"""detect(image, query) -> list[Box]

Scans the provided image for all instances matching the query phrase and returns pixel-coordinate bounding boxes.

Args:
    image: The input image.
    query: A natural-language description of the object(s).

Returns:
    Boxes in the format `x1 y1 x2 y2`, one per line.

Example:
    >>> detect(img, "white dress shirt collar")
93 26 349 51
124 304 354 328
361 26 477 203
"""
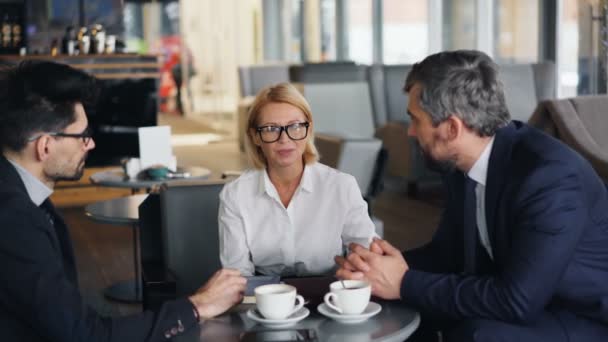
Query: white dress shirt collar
260 164 314 198
6 158 53 206
467 136 495 186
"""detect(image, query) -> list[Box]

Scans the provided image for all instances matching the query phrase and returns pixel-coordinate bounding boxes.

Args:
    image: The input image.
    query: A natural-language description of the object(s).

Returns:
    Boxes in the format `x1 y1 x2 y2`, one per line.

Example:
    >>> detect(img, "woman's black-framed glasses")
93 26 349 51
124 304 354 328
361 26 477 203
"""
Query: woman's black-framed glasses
256 122 310 143
28 126 94 146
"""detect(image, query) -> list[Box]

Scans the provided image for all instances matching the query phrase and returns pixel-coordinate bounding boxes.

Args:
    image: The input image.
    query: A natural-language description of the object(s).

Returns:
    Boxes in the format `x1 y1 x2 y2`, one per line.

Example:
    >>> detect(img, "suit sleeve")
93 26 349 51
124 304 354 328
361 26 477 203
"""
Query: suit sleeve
0 201 198 342
400 165 586 323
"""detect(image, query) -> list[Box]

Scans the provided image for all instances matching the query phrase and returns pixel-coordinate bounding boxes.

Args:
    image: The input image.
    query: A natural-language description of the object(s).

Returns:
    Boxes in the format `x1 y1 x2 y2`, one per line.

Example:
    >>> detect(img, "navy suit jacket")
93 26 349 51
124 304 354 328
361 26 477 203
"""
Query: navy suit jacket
401 122 608 329
0 156 198 342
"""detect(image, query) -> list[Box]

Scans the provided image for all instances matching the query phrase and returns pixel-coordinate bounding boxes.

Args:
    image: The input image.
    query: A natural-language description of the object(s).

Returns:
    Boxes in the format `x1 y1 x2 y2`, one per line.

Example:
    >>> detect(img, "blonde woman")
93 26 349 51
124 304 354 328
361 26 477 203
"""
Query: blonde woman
219 83 376 277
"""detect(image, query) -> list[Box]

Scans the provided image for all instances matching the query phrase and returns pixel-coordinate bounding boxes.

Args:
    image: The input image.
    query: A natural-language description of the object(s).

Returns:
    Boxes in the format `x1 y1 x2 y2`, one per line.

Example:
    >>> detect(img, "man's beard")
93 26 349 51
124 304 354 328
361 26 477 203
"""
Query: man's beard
49 154 88 182
415 140 457 174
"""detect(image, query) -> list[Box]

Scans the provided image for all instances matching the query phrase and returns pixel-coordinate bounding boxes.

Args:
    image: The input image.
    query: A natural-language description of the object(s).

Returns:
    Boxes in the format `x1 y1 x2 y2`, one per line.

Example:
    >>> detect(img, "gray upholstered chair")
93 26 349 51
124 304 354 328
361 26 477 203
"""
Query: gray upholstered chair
303 82 376 139
501 62 556 122
289 61 367 83
238 64 290 97
529 95 608 182
370 64 438 194
140 180 225 309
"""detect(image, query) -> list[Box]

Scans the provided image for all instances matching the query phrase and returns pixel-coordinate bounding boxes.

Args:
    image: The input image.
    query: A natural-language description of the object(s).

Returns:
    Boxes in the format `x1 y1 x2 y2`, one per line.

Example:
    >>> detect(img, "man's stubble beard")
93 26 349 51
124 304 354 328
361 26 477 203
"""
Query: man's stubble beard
414 140 457 175
48 153 88 182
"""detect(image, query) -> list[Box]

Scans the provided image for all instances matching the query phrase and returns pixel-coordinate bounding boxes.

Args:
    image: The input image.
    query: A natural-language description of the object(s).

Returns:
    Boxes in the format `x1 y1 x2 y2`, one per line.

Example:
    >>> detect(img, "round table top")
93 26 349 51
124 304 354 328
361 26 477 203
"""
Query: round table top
84 194 148 225
90 166 212 189
176 300 419 342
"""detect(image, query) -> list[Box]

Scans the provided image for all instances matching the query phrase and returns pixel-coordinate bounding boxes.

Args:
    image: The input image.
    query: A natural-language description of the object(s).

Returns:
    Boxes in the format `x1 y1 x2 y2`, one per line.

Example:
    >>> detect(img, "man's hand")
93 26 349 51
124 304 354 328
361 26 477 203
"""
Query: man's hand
189 269 247 319
336 238 408 300
333 238 387 279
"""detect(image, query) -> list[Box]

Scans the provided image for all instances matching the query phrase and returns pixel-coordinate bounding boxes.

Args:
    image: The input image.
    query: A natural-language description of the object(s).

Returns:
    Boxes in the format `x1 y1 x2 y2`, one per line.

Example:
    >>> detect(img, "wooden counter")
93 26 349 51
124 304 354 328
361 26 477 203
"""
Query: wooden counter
0 54 160 79
50 167 134 208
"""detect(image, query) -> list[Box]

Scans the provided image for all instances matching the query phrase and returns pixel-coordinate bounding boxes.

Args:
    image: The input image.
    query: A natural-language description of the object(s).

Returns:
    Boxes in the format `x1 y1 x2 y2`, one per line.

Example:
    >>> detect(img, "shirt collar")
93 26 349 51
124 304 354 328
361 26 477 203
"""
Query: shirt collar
6 159 53 206
467 136 495 187
258 164 315 197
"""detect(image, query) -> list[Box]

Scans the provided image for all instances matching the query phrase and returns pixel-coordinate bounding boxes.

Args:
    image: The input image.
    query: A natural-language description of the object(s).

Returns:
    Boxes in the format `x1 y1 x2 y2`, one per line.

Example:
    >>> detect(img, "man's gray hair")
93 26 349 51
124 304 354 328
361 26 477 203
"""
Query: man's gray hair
404 50 510 136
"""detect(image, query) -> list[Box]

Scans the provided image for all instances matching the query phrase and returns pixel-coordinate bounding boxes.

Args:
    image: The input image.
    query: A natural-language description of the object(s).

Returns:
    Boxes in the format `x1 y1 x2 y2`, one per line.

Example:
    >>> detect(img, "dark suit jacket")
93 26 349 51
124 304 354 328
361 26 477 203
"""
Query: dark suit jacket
0 156 197 341
401 122 608 329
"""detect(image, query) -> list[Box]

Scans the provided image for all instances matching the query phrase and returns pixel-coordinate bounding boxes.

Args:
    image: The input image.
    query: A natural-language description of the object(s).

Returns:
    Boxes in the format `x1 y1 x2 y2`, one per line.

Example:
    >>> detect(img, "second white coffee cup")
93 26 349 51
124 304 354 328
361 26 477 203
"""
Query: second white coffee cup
324 280 371 315
255 284 305 320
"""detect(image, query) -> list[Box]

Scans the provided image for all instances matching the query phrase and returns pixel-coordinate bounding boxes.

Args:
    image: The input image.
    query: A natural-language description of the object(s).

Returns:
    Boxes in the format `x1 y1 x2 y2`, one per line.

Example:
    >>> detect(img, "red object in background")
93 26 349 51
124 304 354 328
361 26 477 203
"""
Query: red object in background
156 35 182 114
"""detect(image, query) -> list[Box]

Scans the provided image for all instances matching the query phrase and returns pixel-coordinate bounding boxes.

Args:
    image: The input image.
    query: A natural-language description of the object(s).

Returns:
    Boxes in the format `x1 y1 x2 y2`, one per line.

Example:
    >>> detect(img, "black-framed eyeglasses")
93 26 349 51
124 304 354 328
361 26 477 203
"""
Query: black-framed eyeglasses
256 122 310 143
28 126 94 146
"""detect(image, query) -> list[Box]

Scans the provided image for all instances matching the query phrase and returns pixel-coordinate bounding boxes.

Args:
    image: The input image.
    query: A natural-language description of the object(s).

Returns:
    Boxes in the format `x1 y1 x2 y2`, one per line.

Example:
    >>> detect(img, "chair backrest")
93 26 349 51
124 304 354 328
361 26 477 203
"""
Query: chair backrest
303 82 376 139
159 180 226 296
289 61 367 83
531 62 556 101
500 62 556 122
368 64 412 127
238 64 290 97
499 64 539 122
315 134 383 198
529 95 608 181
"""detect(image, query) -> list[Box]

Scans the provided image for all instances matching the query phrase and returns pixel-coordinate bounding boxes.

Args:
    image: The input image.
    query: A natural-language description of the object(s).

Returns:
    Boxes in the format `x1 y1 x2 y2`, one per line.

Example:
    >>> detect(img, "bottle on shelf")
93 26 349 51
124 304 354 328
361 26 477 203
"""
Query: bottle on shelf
61 26 76 55
90 24 105 54
11 14 21 48
50 38 59 56
77 26 90 54
1 14 12 49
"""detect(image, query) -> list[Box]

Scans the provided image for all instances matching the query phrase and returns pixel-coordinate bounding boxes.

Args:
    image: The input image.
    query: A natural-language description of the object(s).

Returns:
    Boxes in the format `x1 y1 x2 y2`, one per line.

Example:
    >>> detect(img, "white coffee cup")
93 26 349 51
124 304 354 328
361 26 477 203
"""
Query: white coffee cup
255 284 305 320
324 280 371 315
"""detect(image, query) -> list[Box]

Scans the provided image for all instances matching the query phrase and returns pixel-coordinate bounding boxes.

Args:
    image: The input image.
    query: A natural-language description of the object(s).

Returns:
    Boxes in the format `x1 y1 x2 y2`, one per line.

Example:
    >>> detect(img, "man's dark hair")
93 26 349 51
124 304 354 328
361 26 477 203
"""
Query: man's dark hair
0 60 98 152
404 50 511 136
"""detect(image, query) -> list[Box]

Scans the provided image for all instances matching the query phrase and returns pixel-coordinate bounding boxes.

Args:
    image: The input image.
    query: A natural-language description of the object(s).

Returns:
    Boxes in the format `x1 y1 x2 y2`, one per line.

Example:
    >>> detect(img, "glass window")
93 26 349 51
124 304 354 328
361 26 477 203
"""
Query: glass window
320 0 337 61
559 0 579 97
558 0 606 96
382 0 428 64
290 0 303 62
348 0 373 64
443 0 476 50
494 0 539 64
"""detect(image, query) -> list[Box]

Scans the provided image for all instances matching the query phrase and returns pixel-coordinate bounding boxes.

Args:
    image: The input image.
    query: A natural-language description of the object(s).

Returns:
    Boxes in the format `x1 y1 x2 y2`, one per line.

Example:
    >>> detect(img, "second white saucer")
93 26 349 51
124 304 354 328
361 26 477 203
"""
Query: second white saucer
317 302 382 324
246 307 310 328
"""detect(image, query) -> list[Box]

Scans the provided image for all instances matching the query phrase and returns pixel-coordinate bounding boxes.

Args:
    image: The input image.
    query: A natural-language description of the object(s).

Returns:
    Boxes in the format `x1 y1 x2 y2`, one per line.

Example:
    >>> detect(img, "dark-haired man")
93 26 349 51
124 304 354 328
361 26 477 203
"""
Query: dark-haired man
336 50 608 341
0 61 247 341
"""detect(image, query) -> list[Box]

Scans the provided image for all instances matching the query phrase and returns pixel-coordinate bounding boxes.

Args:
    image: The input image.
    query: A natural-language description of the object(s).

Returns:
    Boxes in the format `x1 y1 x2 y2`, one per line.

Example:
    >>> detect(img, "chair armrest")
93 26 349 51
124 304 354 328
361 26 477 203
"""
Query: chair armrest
315 133 382 198
142 261 177 311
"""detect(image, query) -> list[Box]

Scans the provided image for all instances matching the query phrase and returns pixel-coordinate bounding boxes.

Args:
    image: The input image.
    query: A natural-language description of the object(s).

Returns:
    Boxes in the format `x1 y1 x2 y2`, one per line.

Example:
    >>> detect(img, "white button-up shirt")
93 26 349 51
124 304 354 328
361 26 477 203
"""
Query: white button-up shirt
219 162 376 276
467 137 495 259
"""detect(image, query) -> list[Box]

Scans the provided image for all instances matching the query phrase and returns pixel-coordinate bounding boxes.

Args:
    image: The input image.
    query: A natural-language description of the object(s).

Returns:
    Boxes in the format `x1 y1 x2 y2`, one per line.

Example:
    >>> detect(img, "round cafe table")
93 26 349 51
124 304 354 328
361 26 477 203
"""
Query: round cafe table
90 166 212 194
85 194 148 303
175 300 419 342
174 277 419 341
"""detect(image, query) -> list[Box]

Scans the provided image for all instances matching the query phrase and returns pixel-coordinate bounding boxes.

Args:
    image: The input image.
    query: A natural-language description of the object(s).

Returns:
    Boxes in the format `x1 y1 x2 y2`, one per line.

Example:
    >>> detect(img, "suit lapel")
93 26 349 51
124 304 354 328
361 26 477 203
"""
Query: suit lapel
1 157 79 285
485 122 518 260
41 199 78 285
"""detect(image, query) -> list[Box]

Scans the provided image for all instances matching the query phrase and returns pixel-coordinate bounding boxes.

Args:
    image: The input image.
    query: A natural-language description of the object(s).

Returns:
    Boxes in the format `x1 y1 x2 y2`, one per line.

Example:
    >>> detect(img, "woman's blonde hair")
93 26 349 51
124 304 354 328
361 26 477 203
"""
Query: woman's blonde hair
244 82 319 169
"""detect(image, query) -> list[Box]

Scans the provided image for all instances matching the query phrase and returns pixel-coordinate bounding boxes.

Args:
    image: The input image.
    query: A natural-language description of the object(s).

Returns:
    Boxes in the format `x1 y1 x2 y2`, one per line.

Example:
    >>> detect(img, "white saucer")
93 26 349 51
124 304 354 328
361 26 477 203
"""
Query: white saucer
317 302 382 324
246 307 310 328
